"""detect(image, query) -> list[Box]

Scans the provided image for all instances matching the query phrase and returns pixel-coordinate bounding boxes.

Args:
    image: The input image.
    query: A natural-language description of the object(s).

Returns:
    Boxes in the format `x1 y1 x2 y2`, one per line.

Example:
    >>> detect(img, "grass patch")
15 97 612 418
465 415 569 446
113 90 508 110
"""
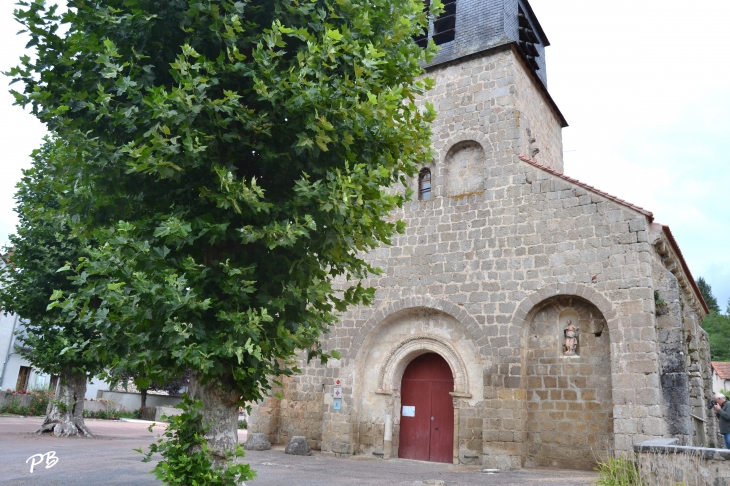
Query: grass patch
595 455 645 485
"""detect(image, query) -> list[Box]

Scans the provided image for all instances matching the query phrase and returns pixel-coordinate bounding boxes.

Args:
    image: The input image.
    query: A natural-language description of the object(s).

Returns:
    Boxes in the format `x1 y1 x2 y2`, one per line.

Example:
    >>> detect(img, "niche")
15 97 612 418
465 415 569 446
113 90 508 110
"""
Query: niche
444 141 485 197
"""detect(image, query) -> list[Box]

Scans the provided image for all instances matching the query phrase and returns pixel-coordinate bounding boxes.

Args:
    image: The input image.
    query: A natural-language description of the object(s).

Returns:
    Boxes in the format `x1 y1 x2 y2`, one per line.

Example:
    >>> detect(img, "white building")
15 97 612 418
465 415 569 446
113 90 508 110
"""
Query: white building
712 362 730 395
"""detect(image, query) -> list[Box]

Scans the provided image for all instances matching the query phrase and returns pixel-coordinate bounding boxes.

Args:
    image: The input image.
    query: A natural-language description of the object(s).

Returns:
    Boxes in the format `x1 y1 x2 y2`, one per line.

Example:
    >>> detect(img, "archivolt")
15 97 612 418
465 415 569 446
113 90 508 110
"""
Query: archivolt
348 295 484 360
378 334 470 396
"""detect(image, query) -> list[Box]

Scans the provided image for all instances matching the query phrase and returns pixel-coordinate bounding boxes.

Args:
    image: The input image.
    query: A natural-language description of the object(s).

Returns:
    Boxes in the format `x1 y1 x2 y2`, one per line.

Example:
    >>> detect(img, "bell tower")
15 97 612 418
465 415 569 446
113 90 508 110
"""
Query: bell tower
416 0 567 177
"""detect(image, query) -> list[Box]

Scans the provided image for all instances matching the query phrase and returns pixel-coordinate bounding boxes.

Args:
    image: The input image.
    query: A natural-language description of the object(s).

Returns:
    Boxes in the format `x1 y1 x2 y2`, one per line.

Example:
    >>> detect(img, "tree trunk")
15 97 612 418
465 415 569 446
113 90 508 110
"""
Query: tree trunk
140 388 148 408
36 369 94 437
188 373 239 465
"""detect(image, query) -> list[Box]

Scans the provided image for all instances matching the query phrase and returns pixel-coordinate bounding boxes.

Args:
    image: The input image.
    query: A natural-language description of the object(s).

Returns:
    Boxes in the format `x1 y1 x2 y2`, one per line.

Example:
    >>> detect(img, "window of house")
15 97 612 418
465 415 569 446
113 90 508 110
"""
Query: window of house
418 168 432 201
16 366 31 391
414 0 457 48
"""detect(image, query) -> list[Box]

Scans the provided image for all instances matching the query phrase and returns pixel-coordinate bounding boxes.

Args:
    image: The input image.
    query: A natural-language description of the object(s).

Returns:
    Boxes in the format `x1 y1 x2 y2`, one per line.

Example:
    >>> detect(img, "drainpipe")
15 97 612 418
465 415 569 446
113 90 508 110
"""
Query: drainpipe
0 314 20 388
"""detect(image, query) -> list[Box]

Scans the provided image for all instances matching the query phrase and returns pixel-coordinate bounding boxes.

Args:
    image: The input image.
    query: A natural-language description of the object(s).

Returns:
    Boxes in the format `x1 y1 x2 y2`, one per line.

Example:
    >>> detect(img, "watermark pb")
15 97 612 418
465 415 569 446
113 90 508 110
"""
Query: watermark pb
26 451 59 473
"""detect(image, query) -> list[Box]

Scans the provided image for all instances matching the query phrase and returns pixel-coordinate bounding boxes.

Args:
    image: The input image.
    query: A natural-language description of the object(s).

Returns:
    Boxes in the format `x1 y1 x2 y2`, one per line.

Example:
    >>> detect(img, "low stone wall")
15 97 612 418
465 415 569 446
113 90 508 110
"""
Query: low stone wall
154 406 183 422
634 438 730 486
97 390 182 410
0 390 34 409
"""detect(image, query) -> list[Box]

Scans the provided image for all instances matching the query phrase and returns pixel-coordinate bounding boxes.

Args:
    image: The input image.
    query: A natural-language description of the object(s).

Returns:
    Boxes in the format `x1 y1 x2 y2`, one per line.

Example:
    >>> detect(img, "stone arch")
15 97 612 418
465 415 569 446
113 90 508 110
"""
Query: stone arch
349 295 484 361
512 283 617 342
377 334 470 396
350 302 484 464
429 131 490 199
444 140 487 197
517 287 614 470
436 130 490 164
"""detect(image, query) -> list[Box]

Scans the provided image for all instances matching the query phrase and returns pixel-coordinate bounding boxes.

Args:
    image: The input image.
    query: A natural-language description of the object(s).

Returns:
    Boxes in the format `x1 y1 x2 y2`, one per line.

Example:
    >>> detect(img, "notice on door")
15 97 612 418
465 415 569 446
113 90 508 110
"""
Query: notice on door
402 406 415 417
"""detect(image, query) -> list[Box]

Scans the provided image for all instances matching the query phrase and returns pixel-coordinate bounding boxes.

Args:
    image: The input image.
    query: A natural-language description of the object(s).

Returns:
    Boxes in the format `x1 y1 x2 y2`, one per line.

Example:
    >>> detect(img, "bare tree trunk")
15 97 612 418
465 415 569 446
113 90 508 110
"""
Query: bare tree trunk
140 388 148 408
36 369 93 437
188 373 239 465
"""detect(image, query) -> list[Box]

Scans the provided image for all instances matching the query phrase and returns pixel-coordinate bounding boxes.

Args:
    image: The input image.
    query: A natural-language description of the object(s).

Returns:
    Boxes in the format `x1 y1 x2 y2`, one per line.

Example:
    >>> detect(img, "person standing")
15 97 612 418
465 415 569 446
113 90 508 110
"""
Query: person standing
713 393 730 449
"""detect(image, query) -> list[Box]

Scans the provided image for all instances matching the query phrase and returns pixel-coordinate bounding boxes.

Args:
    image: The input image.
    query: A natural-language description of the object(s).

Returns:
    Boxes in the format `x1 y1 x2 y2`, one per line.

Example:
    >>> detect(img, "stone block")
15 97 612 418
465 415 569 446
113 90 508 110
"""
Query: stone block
245 433 272 451
285 436 312 456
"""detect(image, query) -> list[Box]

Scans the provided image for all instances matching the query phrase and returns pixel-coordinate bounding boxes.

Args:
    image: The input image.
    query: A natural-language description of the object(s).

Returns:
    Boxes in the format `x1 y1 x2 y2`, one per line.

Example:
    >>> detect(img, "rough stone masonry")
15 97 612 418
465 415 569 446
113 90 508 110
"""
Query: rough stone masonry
248 0 713 470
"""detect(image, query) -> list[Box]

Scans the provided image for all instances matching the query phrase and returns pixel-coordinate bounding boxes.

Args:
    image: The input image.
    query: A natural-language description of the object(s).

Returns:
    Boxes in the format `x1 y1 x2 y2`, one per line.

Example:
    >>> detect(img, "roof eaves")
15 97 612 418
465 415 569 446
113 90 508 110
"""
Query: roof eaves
711 362 730 379
659 224 710 315
518 155 654 221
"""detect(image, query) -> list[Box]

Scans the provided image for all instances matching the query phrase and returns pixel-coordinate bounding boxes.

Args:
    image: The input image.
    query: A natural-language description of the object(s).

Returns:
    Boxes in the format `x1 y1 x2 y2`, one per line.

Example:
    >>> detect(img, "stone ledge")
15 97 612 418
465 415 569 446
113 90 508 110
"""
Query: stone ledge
634 439 730 460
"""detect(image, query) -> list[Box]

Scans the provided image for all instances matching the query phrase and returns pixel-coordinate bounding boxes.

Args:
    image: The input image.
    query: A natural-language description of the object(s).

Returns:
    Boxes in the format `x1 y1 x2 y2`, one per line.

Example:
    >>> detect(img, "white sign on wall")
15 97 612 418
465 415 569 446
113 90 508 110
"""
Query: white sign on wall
333 387 342 399
402 406 415 417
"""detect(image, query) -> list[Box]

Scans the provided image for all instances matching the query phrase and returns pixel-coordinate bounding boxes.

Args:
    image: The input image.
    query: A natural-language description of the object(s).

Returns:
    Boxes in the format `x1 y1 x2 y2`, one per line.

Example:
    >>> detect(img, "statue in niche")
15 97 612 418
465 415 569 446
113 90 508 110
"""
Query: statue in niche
563 321 579 356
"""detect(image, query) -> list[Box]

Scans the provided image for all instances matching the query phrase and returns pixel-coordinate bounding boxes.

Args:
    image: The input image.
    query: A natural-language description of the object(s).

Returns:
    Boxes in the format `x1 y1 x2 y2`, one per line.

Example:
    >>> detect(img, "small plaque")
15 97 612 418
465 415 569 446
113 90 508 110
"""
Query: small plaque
402 406 415 417
333 399 341 410
333 387 343 399
335 379 342 386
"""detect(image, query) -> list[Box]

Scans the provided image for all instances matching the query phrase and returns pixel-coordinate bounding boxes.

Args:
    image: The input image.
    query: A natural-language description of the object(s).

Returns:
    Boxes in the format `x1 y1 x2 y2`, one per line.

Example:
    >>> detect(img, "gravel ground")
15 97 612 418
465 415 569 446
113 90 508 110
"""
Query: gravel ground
0 417 598 485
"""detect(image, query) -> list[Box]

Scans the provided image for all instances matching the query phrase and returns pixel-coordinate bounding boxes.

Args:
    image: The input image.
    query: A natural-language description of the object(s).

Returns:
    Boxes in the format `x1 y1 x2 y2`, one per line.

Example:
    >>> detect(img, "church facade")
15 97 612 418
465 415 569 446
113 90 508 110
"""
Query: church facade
249 0 714 470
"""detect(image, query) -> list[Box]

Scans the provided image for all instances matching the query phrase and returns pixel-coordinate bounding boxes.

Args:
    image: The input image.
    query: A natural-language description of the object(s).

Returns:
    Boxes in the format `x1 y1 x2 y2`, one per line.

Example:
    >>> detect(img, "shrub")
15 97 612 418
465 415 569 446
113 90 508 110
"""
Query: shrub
138 397 255 485
237 419 247 430
83 409 121 420
0 388 53 416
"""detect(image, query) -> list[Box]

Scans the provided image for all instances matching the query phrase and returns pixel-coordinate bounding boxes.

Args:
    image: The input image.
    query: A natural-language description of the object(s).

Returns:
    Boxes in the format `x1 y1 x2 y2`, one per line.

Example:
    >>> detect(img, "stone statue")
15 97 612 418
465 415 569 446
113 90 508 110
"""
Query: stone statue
563 321 579 355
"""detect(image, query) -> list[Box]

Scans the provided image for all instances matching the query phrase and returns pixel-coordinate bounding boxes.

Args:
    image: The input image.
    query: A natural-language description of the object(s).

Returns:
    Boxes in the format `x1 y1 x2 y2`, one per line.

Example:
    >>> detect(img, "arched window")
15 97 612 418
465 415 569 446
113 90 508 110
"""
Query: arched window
418 168 432 201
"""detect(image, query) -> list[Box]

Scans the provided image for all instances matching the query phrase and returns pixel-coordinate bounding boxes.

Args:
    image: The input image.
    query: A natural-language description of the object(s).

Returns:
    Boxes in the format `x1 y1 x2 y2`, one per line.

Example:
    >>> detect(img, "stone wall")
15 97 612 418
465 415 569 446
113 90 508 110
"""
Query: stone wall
524 296 613 469
419 46 564 192
250 151 707 466
510 46 564 171
634 438 730 486
249 42 710 471
649 225 714 447
277 372 326 451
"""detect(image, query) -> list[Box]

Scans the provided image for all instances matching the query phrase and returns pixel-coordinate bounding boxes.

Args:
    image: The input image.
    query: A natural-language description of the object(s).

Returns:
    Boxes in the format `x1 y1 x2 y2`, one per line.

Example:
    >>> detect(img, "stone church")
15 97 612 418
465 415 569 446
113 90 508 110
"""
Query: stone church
249 0 714 470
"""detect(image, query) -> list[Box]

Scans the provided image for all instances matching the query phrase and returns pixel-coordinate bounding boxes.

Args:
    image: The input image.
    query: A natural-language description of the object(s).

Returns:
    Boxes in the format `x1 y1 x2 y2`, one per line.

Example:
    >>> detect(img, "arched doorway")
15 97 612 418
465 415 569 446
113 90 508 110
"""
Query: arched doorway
398 353 454 463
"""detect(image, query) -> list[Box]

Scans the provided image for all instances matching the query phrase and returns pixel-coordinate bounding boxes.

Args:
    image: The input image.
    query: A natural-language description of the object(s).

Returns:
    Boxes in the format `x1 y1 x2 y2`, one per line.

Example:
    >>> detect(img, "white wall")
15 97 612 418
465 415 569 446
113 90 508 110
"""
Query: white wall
0 311 109 398
0 311 20 389
712 370 730 394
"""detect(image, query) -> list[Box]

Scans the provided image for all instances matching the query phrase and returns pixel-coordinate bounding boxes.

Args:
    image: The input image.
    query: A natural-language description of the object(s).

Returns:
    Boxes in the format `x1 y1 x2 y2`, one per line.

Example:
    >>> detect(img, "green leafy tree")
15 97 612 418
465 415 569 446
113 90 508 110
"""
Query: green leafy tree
10 0 437 469
697 276 720 314
0 138 97 437
701 312 730 361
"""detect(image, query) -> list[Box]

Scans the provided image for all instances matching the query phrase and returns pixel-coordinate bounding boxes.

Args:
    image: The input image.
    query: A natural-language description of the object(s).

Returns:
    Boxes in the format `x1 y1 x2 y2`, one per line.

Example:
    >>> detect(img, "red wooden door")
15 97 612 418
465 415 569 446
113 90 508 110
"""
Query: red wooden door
399 353 454 463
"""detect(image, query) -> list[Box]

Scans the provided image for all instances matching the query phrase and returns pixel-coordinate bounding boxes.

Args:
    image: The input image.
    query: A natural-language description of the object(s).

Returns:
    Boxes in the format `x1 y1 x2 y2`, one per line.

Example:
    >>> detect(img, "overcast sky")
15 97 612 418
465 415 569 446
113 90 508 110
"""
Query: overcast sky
0 1 728 310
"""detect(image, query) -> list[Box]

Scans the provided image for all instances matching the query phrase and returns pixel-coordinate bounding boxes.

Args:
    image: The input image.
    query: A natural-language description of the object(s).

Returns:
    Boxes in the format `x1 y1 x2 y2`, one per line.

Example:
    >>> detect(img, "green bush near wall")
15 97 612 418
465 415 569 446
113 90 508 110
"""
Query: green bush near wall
0 389 53 416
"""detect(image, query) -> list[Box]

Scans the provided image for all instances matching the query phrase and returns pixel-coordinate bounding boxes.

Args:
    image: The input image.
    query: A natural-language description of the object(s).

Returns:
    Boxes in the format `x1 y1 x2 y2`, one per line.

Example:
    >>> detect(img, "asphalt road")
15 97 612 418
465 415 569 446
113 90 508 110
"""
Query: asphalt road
0 417 598 485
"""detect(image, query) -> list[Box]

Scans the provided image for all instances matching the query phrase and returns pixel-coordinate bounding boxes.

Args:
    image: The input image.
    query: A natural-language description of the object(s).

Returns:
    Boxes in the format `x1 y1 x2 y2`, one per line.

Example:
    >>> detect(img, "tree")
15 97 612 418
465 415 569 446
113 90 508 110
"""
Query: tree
697 277 721 314
11 0 436 468
0 138 98 437
701 312 730 361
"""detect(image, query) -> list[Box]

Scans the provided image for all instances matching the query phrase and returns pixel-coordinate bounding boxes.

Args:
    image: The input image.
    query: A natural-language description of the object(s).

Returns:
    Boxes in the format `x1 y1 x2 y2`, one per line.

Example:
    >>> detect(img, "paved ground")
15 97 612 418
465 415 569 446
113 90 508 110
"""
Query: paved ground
0 417 598 485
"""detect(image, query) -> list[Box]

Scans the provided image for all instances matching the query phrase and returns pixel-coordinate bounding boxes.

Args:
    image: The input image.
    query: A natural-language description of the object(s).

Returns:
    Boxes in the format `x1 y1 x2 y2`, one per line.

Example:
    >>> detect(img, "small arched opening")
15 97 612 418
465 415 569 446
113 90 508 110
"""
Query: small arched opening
418 168 432 201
